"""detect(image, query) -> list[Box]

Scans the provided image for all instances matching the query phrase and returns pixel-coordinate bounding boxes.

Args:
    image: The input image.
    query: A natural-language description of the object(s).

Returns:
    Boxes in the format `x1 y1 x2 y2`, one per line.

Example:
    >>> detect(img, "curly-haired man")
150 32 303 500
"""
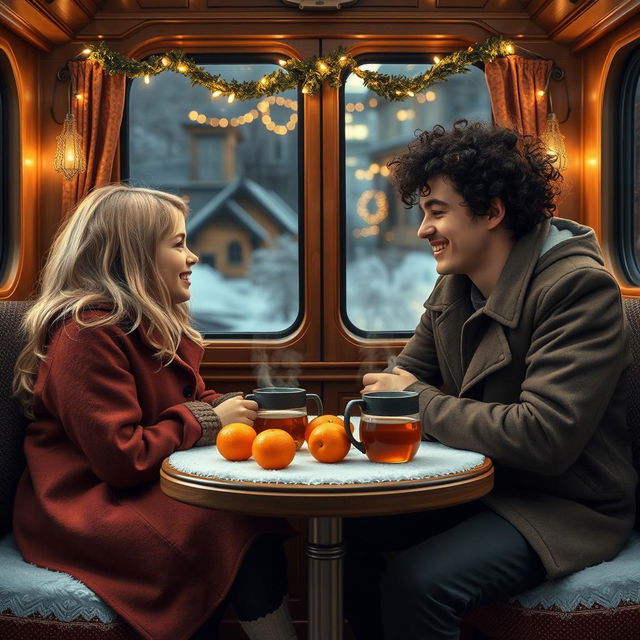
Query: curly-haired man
344 121 637 640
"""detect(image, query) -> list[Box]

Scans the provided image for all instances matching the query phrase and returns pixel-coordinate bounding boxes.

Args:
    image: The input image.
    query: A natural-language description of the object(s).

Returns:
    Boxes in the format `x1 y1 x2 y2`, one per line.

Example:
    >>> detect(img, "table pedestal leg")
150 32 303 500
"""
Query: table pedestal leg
307 516 344 640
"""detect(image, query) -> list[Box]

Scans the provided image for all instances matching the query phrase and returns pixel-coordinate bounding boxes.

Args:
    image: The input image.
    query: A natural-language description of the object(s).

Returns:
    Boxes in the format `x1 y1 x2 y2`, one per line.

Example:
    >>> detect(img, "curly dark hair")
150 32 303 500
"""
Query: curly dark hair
389 120 562 239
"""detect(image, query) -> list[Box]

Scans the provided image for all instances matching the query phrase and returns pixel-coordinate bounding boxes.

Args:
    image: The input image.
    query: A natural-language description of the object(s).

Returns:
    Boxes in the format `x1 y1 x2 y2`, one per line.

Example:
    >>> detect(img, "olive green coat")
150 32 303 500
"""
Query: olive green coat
398 217 637 578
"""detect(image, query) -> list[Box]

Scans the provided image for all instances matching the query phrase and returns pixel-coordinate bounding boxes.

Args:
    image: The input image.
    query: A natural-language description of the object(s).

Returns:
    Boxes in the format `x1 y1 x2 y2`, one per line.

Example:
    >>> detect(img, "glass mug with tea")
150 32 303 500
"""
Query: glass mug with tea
343 391 422 463
245 387 323 449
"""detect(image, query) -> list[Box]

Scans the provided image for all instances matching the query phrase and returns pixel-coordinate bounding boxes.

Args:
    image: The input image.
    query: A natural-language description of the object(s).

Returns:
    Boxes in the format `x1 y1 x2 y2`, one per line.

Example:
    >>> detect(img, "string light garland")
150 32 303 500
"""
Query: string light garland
84 36 515 101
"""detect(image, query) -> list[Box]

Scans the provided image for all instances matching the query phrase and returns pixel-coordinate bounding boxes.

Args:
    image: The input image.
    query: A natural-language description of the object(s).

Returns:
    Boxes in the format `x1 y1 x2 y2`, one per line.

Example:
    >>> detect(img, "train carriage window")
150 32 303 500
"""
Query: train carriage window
342 59 491 336
125 57 302 337
617 46 640 283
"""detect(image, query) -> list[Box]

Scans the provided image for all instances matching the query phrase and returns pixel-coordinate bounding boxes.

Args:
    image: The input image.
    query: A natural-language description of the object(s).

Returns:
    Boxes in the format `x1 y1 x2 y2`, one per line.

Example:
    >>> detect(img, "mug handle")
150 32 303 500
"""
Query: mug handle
245 393 256 402
306 393 323 417
343 399 365 454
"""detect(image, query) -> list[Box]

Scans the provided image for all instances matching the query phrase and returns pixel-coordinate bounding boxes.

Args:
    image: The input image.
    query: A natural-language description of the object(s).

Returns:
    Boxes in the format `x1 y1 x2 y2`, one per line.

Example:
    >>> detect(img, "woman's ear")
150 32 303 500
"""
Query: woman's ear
486 197 506 230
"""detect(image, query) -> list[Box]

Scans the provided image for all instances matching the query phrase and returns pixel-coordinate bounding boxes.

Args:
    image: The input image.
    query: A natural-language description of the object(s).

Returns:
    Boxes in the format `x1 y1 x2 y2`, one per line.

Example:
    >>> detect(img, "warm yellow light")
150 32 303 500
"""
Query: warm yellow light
433 56 441 64
317 61 329 73
380 166 390 177
588 157 598 167
177 64 188 73
75 93 83 101
196 114 206 124
279 59 288 67
506 44 515 54
228 93 235 103
24 158 33 167
144 75 150 84
406 91 414 97
259 77 268 85
302 86 310 94
188 110 198 121
81 48 92 56
161 57 170 67
54 113 87 180
211 90 221 99
219 118 229 128
536 90 546 97
425 91 437 102
369 98 378 108
339 56 348 64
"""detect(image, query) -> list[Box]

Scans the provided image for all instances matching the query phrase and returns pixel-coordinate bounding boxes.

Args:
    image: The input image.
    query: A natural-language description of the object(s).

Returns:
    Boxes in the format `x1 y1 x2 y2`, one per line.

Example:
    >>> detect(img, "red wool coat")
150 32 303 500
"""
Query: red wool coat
13 312 287 640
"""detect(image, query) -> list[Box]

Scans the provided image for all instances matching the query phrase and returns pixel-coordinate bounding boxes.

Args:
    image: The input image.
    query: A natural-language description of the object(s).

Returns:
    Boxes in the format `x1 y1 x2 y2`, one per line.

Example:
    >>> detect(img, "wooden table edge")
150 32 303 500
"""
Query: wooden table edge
160 457 494 517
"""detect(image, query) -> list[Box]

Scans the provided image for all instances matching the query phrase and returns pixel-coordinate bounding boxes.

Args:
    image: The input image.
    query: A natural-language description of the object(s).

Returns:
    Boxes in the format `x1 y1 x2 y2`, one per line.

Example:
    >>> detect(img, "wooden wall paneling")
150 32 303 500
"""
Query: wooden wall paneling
579 12 640 296
0 25 39 301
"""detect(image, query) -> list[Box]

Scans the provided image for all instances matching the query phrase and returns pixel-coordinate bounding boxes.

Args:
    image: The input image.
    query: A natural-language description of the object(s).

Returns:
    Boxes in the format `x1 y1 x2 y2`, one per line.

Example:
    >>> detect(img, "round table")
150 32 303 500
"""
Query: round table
161 442 494 640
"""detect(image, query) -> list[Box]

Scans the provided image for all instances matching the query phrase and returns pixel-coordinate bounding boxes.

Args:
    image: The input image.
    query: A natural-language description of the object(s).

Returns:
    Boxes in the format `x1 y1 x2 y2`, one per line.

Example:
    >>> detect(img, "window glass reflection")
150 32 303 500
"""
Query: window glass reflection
128 62 301 335
343 62 492 334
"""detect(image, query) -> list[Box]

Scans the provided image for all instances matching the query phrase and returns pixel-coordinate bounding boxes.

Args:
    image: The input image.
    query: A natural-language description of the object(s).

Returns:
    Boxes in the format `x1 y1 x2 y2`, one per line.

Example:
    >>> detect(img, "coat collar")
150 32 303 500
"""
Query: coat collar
423 218 551 396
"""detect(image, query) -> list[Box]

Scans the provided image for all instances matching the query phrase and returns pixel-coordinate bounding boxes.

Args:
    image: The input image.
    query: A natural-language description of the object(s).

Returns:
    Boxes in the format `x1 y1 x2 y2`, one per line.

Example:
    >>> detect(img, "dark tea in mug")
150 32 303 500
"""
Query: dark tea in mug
253 409 308 449
360 415 421 463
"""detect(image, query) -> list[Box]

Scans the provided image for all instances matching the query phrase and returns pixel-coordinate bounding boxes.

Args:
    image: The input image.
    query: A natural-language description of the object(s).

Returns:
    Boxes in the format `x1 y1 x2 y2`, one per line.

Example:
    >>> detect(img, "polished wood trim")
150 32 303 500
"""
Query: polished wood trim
160 456 494 516
0 1 53 51
571 0 640 52
0 31 40 301
580 12 640 294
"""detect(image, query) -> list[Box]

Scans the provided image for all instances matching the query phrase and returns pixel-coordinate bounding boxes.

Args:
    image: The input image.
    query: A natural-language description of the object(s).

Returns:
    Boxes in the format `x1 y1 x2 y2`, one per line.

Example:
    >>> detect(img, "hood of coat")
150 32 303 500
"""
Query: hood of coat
533 217 604 275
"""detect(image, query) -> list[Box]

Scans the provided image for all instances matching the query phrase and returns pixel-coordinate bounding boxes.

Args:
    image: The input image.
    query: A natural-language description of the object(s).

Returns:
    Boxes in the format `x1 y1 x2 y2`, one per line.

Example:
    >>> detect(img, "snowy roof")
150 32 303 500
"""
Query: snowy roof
187 176 297 241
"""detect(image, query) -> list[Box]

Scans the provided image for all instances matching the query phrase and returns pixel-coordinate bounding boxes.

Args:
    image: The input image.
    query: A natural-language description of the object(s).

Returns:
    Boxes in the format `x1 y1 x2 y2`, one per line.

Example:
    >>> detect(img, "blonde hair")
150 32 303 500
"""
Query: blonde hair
14 184 203 418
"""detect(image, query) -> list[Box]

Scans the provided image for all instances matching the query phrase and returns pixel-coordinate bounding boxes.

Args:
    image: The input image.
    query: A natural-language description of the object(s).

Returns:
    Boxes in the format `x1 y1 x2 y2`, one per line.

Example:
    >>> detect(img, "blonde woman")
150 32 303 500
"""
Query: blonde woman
12 185 297 640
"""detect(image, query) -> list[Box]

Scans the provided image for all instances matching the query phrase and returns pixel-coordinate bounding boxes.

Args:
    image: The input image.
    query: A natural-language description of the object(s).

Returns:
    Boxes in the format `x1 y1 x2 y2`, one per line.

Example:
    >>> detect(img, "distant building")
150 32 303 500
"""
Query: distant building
186 176 297 278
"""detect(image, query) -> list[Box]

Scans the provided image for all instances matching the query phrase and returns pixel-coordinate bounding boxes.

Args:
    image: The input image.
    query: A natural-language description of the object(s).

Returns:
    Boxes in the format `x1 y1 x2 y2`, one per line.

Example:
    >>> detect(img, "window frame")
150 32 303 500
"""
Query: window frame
338 52 489 339
120 52 308 341
616 44 640 284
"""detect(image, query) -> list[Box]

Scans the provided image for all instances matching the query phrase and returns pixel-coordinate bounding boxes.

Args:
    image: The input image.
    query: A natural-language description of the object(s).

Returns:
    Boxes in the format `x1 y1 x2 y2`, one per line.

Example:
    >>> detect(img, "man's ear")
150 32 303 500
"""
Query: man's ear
486 197 506 230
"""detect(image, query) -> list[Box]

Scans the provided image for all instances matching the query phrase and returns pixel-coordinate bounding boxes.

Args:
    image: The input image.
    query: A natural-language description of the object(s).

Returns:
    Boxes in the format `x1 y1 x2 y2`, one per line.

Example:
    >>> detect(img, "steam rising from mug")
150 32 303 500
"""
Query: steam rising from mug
253 349 303 388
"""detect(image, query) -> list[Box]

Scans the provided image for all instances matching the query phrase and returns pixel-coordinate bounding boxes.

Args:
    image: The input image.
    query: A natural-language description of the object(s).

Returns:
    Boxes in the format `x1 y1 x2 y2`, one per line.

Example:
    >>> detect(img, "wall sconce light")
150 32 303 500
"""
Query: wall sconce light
540 66 569 171
53 66 87 180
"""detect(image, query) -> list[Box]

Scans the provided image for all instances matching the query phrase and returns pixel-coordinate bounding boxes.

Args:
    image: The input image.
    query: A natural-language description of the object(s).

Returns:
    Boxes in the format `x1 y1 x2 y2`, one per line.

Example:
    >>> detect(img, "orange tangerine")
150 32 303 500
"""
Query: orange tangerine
308 423 350 463
305 414 353 444
252 429 296 470
216 423 257 461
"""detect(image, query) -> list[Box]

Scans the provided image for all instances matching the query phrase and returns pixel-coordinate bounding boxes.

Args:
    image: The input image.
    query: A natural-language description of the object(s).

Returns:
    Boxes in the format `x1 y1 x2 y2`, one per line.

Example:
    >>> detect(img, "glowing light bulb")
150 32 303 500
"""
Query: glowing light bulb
433 56 441 64
228 93 235 103
144 75 150 84
161 57 170 67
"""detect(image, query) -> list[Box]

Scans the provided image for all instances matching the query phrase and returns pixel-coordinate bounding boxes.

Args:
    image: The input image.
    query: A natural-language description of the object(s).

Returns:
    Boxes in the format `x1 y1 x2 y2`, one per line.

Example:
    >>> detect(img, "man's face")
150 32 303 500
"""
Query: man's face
417 175 492 279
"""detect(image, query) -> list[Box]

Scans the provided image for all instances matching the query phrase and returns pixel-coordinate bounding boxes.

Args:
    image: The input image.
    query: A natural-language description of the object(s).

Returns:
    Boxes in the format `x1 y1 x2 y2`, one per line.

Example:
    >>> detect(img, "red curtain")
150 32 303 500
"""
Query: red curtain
484 56 552 137
61 60 126 216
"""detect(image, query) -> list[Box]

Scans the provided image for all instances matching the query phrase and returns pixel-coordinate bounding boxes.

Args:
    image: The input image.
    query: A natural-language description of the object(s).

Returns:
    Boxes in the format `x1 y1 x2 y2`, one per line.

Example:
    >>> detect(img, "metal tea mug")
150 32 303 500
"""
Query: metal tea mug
343 391 421 463
245 387 323 449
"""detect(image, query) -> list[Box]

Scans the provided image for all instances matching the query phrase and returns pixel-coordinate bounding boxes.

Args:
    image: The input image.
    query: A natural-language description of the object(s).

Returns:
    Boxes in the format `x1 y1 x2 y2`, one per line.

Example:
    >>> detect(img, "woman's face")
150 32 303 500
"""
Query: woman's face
156 209 199 305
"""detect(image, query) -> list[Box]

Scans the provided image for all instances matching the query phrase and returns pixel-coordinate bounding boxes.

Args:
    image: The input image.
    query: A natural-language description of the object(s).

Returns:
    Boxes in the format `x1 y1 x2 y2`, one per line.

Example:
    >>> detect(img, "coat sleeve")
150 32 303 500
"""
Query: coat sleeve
394 307 444 387
409 268 630 476
40 323 213 488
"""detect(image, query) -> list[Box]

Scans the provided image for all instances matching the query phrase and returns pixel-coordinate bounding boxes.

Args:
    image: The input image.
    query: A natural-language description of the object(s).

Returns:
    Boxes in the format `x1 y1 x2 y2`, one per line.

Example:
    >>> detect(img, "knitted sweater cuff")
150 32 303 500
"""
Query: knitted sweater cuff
184 401 222 446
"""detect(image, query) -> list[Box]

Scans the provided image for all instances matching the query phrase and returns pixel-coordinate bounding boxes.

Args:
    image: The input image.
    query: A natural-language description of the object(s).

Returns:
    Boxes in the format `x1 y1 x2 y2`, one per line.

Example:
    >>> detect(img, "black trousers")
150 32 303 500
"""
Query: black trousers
344 502 547 640
190 534 288 640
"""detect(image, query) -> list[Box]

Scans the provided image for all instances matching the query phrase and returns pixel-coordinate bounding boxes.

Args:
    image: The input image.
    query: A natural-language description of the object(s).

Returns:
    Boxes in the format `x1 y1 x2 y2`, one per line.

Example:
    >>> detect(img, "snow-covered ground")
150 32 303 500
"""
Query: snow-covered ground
189 251 438 335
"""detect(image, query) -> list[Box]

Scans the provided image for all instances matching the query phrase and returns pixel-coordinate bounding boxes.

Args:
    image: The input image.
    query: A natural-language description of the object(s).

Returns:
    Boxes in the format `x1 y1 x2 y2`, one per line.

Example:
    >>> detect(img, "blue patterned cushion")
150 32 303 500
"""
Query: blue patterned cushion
0 534 117 622
509 531 640 611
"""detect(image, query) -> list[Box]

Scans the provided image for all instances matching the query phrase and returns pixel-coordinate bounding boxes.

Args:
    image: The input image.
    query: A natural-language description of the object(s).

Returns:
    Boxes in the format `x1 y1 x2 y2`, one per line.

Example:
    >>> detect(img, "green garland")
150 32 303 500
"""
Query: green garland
86 36 514 101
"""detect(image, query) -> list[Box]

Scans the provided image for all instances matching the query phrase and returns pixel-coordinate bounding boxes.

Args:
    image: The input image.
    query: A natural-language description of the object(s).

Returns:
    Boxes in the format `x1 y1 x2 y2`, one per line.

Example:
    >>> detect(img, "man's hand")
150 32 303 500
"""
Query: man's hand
361 366 418 394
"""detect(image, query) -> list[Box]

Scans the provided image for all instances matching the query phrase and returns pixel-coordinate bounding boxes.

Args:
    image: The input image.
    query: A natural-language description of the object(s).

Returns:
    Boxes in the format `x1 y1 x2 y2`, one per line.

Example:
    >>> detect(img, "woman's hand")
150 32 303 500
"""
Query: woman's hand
361 366 418 394
213 395 258 427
